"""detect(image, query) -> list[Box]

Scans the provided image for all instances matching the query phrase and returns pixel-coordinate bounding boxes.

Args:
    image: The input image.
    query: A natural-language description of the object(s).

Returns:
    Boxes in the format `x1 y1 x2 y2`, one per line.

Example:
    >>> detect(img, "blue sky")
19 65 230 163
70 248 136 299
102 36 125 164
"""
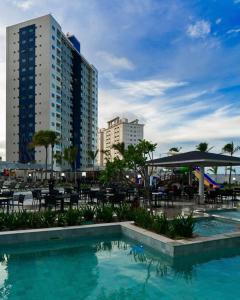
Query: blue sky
0 0 240 159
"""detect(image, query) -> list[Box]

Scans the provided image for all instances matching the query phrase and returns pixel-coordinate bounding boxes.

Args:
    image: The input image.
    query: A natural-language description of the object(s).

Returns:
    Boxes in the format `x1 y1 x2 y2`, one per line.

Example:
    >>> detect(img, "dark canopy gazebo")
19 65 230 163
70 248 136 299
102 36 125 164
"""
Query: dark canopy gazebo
149 151 240 203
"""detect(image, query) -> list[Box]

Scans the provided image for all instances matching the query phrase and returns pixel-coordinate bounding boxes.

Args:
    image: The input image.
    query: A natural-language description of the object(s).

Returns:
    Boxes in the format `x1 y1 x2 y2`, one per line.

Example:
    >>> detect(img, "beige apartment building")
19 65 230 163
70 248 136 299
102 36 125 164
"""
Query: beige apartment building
98 117 144 166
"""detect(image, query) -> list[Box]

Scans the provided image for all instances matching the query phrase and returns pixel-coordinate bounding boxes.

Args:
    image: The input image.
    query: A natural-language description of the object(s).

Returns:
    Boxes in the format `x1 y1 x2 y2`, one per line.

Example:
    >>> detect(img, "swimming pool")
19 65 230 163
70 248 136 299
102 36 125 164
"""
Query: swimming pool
209 209 240 220
1 235 240 299
194 217 240 237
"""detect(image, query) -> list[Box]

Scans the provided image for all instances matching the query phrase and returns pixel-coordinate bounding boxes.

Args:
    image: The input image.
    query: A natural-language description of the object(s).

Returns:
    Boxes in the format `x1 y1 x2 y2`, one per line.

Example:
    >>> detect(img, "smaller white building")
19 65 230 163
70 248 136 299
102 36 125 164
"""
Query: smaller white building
98 117 144 166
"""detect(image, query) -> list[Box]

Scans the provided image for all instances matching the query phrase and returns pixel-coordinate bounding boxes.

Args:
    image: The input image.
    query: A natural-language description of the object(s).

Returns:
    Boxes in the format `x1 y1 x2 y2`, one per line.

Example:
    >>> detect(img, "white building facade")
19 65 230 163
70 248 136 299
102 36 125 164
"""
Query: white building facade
6 14 98 170
98 117 144 166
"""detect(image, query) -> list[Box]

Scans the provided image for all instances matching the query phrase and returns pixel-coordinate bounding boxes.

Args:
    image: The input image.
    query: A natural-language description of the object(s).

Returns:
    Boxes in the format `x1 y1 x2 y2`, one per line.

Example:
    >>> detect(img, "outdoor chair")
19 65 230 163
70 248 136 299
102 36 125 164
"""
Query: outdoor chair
109 193 126 207
0 190 14 211
89 190 98 204
69 194 79 209
43 195 60 211
11 194 25 211
32 189 42 210
81 188 90 203
96 191 107 205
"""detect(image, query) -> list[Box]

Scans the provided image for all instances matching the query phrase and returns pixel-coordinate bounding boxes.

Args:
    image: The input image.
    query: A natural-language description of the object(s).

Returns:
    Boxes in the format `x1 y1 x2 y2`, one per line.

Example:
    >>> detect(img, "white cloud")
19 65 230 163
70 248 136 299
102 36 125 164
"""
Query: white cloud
110 78 187 97
216 18 222 25
96 51 135 71
187 20 211 38
12 0 34 10
227 28 240 34
99 74 240 155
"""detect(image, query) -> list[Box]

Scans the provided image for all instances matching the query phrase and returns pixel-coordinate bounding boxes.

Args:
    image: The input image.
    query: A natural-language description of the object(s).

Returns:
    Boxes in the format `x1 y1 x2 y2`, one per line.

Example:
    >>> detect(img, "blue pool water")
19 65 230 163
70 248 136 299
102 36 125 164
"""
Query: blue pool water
209 209 240 219
1 235 240 299
194 218 240 237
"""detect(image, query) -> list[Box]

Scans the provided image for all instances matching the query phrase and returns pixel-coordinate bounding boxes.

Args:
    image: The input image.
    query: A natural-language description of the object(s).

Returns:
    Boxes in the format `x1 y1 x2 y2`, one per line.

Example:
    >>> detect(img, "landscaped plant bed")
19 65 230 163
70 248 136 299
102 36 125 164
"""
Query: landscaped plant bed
0 205 195 239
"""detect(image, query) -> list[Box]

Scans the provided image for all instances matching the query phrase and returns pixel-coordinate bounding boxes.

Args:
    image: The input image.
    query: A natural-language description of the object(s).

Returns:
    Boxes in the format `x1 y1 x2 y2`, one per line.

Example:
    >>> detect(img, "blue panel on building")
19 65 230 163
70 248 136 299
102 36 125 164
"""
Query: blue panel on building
68 35 80 53
19 24 36 163
72 51 82 169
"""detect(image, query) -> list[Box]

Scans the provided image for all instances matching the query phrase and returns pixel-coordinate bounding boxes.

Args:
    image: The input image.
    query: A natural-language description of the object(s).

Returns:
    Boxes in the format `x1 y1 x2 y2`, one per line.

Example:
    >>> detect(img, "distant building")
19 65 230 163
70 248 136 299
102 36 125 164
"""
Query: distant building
6 14 98 170
98 117 144 166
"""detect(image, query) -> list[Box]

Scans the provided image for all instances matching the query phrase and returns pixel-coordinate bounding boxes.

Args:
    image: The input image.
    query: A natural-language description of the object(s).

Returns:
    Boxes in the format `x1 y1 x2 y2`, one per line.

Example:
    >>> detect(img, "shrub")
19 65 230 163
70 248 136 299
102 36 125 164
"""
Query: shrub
96 205 114 223
114 204 134 221
42 210 57 227
57 213 67 227
81 205 95 222
152 214 169 235
133 208 153 230
65 209 82 226
169 214 195 238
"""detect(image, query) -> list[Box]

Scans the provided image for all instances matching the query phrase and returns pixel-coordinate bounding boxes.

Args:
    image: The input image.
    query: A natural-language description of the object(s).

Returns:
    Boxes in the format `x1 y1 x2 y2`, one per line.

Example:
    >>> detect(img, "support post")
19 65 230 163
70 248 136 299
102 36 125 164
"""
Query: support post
198 166 205 204
188 168 193 186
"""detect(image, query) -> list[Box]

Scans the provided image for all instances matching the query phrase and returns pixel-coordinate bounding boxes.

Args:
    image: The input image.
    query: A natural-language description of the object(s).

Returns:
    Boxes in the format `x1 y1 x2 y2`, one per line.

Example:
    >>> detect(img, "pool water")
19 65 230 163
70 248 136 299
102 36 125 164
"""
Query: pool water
1 235 240 299
194 218 240 237
209 209 240 219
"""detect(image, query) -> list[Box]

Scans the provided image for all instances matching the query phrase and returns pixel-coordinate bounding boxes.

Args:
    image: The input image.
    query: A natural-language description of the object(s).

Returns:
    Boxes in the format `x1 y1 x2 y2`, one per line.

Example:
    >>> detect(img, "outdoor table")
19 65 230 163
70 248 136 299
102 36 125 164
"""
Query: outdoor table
53 194 71 212
0 196 12 213
39 193 71 212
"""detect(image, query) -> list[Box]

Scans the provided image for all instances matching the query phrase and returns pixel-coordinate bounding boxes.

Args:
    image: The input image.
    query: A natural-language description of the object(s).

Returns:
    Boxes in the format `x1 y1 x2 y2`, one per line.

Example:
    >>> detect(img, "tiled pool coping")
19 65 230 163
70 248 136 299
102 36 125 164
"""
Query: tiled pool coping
1 220 240 257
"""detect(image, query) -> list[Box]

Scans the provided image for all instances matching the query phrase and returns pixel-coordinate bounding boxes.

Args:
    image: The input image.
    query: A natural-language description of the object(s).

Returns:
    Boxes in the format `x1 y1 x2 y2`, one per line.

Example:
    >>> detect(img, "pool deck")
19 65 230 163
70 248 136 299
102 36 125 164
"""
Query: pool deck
1 217 240 257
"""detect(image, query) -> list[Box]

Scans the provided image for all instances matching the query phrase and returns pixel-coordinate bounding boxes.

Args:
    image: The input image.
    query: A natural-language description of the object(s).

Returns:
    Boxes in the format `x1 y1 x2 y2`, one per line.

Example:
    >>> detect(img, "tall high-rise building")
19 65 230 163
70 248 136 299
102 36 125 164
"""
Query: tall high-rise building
98 117 144 166
6 14 98 170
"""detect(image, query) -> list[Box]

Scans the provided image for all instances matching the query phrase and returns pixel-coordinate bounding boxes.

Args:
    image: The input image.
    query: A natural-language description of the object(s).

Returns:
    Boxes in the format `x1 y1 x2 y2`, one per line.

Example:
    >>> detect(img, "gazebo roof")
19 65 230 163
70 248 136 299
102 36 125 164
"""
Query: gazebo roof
149 151 240 167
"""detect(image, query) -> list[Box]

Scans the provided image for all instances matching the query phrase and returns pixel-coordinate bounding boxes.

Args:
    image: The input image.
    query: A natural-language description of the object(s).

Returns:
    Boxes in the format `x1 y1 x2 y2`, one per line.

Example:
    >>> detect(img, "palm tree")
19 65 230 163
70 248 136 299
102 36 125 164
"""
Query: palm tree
222 142 240 184
45 131 60 179
64 146 78 183
112 142 125 157
208 166 218 175
31 130 51 179
87 149 99 180
169 147 182 153
54 152 63 165
196 142 214 152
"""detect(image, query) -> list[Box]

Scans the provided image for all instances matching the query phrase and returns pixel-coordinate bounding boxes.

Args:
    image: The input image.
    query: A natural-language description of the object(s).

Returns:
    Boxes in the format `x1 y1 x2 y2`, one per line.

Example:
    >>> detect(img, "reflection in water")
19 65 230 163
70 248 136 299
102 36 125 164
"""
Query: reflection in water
0 241 99 300
0 237 240 299
0 254 9 300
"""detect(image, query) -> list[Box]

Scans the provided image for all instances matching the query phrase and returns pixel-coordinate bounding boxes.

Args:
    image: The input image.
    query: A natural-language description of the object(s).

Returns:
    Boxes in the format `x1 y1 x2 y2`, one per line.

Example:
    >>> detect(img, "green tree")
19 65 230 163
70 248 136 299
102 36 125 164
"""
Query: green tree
31 130 51 179
222 142 240 184
196 142 214 152
208 166 218 175
54 152 63 165
87 149 99 180
100 139 157 206
169 147 182 153
64 146 78 183
45 131 60 179
112 142 125 157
